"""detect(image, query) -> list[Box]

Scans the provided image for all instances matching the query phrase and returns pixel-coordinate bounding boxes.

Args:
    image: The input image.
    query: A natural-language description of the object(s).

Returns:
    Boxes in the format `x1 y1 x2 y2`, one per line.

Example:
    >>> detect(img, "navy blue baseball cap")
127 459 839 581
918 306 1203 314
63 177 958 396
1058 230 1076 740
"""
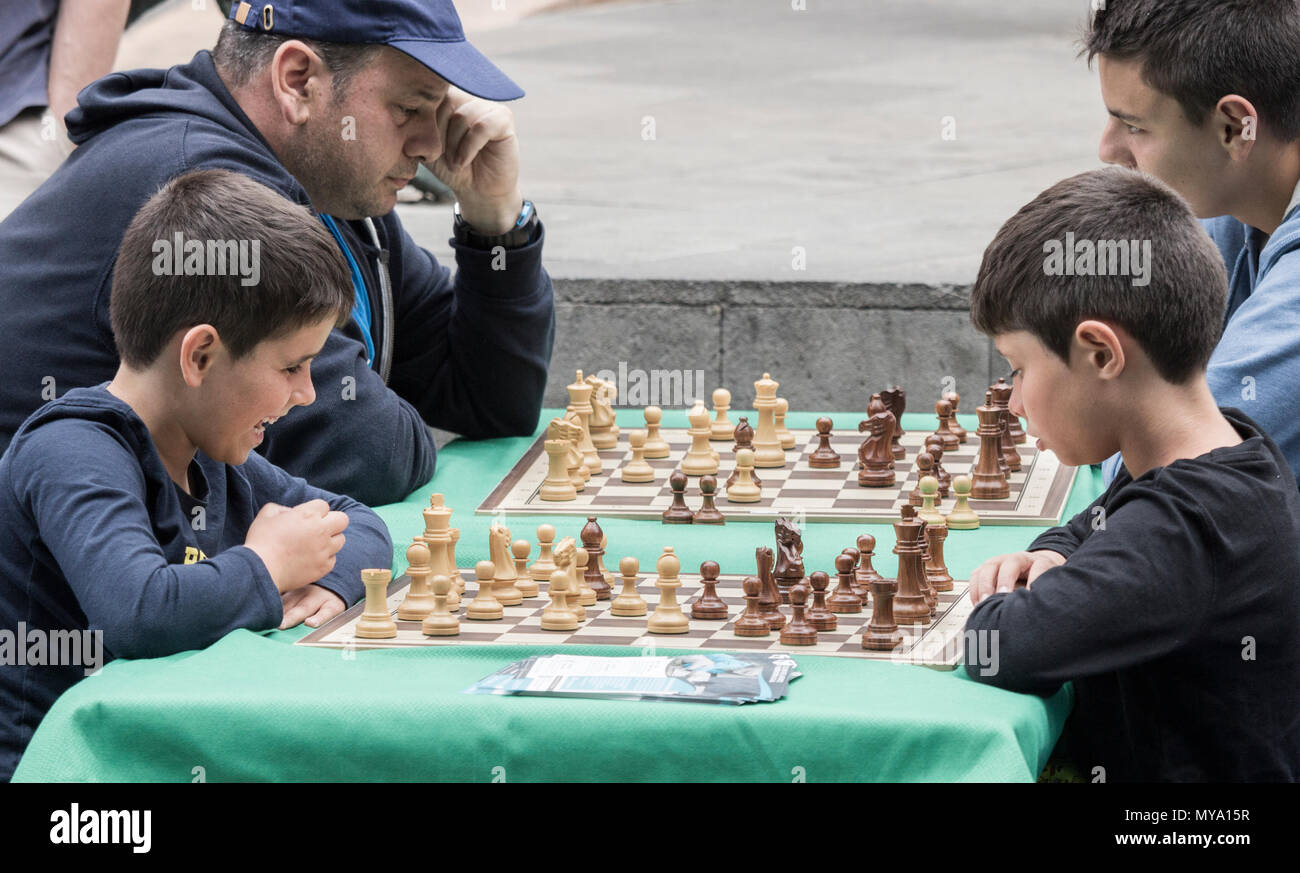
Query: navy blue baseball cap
227 0 525 101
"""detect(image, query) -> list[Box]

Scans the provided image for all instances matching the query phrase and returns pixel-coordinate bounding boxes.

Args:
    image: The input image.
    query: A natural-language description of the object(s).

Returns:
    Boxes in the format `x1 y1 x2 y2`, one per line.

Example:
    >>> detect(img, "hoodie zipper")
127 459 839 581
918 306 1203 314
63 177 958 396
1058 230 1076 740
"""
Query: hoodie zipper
363 218 394 386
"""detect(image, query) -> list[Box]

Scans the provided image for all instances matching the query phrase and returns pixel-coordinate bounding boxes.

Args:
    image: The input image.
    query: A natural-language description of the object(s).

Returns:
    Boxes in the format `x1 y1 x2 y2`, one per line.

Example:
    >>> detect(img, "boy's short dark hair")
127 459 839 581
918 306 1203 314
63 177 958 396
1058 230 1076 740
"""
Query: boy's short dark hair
1083 0 1300 141
969 167 1226 383
110 169 353 368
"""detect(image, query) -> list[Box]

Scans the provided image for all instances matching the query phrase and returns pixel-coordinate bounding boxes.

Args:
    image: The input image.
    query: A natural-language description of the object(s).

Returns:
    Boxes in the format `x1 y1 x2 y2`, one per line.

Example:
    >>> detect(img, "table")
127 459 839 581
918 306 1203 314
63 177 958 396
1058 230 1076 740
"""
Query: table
13 409 1101 782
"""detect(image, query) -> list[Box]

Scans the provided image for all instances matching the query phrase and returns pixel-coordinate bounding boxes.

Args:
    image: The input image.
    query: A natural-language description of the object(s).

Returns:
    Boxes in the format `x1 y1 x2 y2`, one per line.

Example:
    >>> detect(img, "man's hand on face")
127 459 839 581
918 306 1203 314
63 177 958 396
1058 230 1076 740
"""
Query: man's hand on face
431 87 525 235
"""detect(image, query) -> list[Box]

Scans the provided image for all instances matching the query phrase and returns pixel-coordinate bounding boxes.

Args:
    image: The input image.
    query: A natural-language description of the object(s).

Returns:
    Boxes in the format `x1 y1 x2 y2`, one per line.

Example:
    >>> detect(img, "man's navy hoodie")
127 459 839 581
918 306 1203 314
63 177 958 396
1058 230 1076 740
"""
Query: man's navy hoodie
0 52 555 506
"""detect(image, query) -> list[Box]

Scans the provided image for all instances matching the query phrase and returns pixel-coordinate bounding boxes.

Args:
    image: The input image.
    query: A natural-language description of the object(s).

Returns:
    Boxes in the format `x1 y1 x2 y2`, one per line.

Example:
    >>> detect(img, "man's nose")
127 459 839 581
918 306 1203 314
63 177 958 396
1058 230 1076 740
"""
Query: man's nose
1098 117 1135 168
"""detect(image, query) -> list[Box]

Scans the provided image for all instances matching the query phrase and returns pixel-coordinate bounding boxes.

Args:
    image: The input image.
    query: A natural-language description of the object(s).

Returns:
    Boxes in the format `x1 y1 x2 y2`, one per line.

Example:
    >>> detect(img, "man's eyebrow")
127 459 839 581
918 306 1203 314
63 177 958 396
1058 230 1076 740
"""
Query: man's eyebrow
408 87 444 102
1108 107 1144 124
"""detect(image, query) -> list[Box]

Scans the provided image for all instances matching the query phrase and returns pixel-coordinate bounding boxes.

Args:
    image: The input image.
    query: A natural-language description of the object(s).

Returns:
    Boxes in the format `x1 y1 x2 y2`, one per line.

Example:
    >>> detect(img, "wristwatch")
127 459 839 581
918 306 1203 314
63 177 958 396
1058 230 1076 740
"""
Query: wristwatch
453 200 539 249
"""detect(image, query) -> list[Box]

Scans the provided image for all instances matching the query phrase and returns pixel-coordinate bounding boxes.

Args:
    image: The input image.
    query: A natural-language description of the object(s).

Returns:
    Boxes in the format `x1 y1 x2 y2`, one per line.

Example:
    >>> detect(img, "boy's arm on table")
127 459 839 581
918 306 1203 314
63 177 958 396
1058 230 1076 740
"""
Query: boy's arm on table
14 424 282 660
964 488 1215 696
241 452 394 624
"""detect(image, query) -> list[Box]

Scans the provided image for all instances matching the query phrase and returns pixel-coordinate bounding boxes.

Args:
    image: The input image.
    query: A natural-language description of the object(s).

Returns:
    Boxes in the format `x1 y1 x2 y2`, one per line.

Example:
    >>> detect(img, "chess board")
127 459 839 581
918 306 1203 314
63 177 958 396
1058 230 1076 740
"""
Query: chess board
296 569 975 669
476 427 1074 525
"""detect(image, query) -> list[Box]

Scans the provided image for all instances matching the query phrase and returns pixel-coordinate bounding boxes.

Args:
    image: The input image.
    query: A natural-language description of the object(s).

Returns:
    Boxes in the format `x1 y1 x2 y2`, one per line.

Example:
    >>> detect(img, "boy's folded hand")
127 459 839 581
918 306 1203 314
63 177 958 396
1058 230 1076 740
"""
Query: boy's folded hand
244 501 350 593
969 550 1067 605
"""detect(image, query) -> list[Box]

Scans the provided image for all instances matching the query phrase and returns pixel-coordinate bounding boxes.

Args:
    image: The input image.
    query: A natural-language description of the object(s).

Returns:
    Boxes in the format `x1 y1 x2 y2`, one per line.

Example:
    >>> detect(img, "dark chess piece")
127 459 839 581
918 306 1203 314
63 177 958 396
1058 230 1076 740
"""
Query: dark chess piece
857 410 897 487
972 394 1011 500
779 584 818 646
944 391 968 443
756 545 786 630
691 560 730 620
933 398 962 452
773 516 806 601
910 451 936 506
892 505 932 626
733 576 770 637
827 552 863 614
808 417 842 468
579 516 613 600
855 534 884 599
990 381 1022 472
662 470 696 523
880 386 907 458
726 417 761 489
862 576 904 651
925 523 954 593
923 435 952 496
693 474 725 524
991 377 1026 443
805 571 837 631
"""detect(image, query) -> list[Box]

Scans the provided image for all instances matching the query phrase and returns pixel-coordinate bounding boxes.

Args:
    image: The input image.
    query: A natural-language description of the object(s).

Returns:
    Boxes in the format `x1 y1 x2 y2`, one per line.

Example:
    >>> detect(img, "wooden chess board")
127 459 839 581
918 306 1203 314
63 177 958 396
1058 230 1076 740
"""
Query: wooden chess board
476 427 1074 526
296 569 975 669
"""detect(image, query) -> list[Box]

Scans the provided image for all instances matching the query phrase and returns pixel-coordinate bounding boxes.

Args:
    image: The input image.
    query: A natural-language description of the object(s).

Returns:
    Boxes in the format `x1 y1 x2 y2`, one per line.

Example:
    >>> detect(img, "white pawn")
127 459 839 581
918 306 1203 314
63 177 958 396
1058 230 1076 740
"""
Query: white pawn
621 429 656 483
421 575 460 636
541 570 579 631
574 547 598 607
397 541 436 621
775 397 796 450
529 524 558 582
610 556 648 617
643 405 671 458
725 448 762 503
681 401 719 476
710 387 734 440
647 547 689 634
466 560 504 621
513 540 540 597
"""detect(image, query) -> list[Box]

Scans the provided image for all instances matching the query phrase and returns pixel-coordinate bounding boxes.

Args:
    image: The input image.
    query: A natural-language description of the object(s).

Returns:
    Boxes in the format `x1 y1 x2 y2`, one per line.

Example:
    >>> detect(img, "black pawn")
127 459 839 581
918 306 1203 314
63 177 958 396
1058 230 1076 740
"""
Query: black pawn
780 584 818 645
662 470 695 524
733 576 770 637
805 570 838 631
691 560 729 620
808 417 842 468
694 474 725 524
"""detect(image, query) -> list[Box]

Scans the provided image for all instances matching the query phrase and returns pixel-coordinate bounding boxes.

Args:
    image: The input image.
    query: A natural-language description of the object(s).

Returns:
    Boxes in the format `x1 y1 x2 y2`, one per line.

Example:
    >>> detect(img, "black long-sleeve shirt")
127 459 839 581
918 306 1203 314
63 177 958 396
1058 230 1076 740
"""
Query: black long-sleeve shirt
965 408 1300 782
0 51 556 506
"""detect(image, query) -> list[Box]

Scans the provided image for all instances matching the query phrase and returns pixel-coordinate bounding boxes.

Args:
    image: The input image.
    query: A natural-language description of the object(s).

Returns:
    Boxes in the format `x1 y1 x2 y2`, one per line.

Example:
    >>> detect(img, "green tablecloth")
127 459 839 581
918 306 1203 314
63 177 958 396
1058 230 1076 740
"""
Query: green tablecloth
14 409 1101 782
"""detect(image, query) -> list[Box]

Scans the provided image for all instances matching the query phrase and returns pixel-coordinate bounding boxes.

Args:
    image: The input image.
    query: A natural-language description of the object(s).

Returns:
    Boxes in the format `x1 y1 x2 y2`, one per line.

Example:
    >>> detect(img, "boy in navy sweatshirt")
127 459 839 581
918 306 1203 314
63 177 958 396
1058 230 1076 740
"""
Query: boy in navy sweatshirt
0 169 393 782
963 166 1300 782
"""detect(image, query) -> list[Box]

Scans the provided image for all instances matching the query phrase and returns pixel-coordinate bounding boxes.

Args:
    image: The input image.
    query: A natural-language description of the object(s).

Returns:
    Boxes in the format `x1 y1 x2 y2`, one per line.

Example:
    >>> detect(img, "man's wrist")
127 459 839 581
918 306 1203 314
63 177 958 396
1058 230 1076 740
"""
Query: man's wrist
454 199 538 250
456 192 525 236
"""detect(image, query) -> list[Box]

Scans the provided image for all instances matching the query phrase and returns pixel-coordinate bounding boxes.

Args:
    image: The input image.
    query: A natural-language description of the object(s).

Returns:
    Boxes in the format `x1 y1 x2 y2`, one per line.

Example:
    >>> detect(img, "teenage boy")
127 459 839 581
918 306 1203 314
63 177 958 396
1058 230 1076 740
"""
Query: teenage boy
1087 0 1300 484
963 166 1300 782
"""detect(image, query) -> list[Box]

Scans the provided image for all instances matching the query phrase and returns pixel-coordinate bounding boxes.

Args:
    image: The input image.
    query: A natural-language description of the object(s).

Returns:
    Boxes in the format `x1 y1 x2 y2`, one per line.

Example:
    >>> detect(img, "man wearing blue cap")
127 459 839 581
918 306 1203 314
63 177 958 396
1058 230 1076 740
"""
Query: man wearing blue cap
0 1 555 531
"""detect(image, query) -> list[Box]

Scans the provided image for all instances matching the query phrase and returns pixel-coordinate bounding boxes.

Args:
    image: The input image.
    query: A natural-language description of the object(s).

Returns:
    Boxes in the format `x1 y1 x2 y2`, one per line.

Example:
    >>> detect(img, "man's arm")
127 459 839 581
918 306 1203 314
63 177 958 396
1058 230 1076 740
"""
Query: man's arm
964 488 1216 695
385 216 555 438
14 422 284 660
47 0 131 128
258 323 437 507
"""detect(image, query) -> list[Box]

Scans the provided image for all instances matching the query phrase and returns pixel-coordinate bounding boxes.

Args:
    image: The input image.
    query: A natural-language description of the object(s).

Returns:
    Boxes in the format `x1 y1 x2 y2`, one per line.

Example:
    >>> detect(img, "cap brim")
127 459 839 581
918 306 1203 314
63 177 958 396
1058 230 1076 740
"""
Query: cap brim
388 38 525 102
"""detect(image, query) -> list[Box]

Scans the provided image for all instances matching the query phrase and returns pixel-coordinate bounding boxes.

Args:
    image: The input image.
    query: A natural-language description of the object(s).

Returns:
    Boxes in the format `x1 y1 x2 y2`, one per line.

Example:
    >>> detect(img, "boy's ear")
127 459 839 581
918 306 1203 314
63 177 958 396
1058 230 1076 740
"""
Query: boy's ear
1073 320 1126 380
178 325 222 388
1214 94 1260 160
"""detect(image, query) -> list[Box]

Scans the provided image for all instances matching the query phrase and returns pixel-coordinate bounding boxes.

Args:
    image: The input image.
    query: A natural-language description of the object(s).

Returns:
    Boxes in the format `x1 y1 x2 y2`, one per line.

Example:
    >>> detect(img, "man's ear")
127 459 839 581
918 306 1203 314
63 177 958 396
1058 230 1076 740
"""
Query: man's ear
178 325 221 388
1215 94 1261 161
1073 320 1126 380
269 40 328 126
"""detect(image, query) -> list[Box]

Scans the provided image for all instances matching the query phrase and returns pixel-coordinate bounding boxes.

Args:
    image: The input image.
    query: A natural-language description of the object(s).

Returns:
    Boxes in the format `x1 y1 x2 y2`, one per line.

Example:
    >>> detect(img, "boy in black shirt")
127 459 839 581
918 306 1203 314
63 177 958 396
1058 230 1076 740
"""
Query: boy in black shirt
0 170 393 781
964 166 1300 782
